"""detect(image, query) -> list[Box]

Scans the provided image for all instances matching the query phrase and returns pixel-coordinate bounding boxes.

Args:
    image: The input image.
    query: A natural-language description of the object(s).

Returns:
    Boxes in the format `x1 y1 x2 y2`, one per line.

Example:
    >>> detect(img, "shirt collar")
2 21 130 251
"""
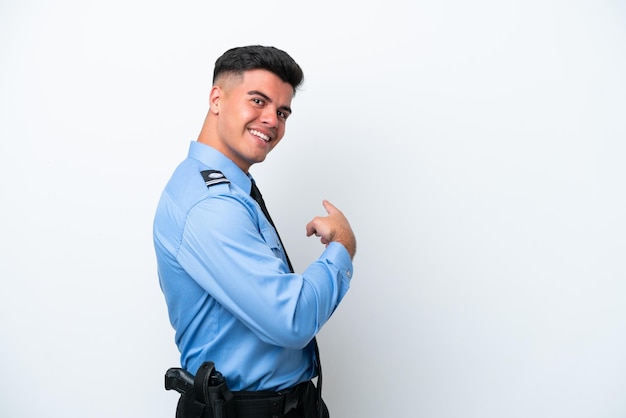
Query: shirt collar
187 141 254 193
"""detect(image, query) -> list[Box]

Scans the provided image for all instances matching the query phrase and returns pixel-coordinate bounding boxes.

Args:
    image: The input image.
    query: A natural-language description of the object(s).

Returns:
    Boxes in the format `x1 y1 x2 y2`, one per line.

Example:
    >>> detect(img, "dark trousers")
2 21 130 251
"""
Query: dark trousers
176 380 329 418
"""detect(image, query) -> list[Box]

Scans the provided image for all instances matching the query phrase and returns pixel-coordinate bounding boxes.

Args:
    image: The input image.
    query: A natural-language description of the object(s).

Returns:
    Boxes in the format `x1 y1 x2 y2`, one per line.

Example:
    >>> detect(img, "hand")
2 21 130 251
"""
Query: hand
305 200 357 259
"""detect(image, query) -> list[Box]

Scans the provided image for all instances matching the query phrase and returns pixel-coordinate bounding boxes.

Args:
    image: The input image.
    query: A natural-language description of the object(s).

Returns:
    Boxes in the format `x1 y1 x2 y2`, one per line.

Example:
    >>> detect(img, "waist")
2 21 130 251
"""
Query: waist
231 380 313 418
183 345 316 391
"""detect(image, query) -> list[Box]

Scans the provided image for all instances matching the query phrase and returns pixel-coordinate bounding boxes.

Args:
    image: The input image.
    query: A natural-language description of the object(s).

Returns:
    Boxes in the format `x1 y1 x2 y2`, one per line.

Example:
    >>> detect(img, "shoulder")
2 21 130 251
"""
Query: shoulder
185 176 260 242
192 170 255 221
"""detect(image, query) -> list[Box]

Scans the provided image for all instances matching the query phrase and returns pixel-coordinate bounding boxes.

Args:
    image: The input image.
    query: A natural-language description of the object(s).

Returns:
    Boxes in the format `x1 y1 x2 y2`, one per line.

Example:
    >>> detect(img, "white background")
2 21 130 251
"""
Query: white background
1 1 625 417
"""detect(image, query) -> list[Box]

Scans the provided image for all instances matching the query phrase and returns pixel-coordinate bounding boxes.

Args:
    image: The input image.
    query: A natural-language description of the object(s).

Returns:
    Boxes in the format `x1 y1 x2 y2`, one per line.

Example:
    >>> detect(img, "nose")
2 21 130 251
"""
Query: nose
259 106 278 128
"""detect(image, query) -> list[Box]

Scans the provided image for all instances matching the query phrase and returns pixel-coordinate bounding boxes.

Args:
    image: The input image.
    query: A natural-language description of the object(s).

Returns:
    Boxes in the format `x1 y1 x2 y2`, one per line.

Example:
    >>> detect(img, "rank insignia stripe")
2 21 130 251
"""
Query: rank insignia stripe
200 170 231 187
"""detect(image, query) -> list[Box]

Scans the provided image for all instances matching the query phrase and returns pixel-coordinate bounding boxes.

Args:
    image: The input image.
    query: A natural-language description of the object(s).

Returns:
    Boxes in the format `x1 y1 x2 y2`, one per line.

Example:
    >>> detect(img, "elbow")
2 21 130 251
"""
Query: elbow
272 323 318 349
260 315 319 349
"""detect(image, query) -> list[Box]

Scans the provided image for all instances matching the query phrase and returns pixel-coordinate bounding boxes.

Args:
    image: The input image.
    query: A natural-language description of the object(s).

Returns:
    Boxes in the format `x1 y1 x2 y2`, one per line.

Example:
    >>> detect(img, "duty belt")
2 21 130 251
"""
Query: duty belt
165 362 309 418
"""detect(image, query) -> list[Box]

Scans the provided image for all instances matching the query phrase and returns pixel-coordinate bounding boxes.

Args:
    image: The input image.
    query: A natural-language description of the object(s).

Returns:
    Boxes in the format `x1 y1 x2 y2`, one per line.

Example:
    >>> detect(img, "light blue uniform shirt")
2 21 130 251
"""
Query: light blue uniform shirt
153 141 353 391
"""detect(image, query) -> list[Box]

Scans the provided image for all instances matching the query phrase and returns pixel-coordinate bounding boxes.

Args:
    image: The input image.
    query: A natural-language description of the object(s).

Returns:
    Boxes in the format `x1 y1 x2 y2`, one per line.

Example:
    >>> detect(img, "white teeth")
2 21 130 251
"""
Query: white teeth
250 129 270 142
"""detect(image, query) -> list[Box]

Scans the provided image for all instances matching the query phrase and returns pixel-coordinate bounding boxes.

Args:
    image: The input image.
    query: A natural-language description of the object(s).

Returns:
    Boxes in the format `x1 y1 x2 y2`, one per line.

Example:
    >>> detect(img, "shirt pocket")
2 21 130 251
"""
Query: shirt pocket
259 225 283 259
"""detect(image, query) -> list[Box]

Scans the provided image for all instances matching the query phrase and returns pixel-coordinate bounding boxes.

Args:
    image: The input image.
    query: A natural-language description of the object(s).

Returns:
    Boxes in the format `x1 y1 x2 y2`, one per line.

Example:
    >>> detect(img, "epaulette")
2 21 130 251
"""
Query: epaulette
200 170 230 188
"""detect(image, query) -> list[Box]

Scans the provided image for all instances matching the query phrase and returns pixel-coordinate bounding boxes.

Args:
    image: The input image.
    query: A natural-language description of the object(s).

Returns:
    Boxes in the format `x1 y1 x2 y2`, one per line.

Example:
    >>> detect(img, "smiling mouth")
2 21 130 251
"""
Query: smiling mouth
249 129 271 142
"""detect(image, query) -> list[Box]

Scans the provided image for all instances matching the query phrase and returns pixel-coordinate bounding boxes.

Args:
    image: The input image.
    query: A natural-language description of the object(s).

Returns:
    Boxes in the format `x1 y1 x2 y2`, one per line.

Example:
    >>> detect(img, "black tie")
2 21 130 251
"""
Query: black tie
250 180 324 417
250 180 294 273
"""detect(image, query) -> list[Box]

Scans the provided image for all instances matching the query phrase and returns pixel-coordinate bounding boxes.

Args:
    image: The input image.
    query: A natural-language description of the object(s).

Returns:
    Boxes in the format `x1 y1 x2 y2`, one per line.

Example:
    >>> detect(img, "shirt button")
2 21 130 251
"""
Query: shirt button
346 270 352 278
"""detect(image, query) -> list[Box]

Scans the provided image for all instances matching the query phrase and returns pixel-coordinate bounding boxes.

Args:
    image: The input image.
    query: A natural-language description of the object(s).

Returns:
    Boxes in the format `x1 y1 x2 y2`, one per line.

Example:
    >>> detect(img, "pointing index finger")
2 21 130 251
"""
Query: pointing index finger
322 199 337 214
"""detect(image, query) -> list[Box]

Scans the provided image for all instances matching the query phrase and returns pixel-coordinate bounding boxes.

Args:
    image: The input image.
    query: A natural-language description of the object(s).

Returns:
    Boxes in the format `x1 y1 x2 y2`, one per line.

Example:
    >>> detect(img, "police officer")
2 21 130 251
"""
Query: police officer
153 45 357 418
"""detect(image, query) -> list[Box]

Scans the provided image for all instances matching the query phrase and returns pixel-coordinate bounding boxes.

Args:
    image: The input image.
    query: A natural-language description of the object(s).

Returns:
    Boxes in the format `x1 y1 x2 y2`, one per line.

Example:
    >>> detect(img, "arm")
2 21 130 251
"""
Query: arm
176 195 352 348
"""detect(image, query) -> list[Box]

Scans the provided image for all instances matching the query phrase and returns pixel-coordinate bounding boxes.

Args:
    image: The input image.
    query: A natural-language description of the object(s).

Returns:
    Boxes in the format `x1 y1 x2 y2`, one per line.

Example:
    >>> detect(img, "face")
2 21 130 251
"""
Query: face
209 69 294 172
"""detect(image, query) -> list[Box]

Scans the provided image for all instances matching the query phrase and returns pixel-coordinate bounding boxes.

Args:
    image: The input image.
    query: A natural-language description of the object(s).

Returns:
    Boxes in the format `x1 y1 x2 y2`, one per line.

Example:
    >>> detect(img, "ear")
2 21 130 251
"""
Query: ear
209 85 222 115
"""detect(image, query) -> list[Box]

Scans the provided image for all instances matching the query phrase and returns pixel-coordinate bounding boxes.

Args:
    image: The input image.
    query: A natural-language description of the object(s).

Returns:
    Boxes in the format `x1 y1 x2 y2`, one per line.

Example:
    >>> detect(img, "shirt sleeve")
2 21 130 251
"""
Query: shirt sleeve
176 192 353 349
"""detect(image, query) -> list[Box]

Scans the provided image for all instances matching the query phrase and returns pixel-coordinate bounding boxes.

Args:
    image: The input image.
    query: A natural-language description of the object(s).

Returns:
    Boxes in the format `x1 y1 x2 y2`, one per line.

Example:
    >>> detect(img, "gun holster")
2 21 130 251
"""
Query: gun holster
165 362 235 418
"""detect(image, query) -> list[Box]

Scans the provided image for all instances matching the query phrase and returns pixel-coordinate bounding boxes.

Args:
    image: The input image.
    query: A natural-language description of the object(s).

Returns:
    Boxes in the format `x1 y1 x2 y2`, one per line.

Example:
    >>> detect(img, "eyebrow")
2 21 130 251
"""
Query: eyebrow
247 90 292 114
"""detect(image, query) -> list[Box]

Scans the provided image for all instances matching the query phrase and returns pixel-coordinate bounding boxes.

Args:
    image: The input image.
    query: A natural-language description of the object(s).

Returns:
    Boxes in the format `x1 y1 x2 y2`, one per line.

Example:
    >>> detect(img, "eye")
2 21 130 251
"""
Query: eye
277 110 289 120
252 98 265 106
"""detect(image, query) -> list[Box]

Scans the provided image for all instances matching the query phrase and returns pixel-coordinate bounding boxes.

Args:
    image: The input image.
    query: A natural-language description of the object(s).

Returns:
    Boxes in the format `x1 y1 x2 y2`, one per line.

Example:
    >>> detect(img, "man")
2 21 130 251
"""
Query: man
153 45 357 418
